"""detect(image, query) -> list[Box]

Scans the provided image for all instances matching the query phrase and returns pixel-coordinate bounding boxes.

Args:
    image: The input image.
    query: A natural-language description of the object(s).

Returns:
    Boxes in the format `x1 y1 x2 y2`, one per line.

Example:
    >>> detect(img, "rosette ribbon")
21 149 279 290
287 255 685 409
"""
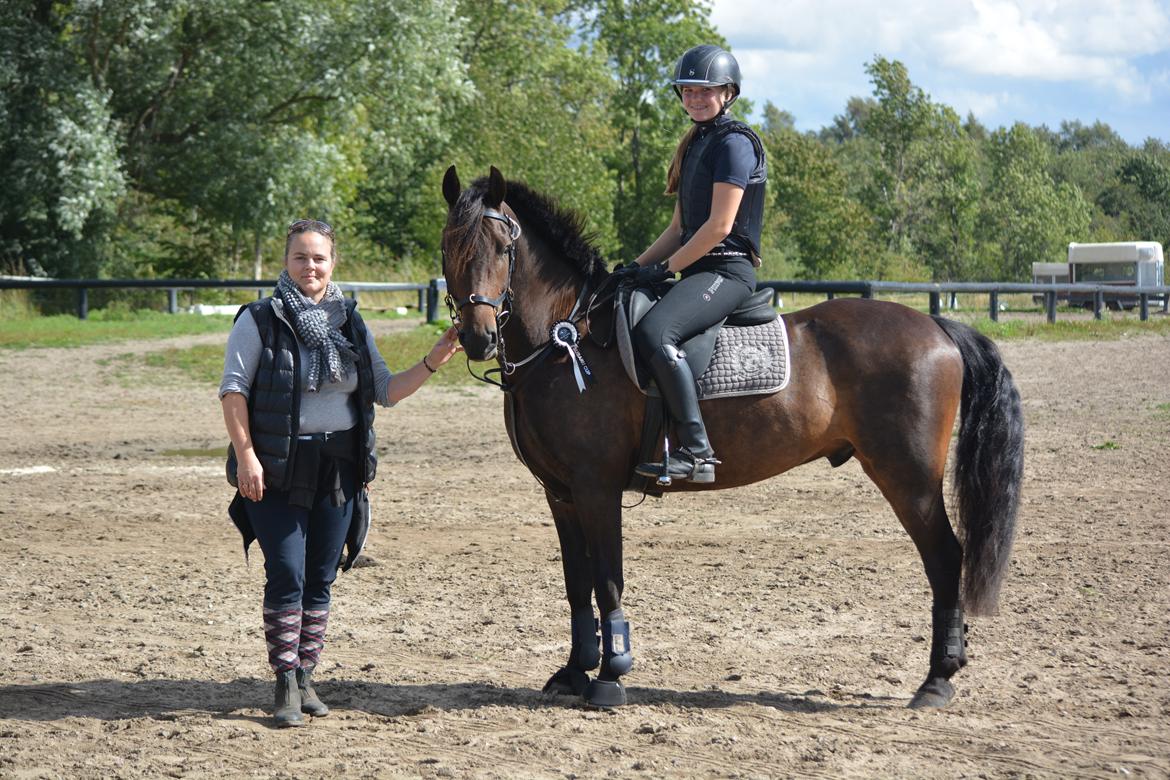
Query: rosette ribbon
550 320 593 393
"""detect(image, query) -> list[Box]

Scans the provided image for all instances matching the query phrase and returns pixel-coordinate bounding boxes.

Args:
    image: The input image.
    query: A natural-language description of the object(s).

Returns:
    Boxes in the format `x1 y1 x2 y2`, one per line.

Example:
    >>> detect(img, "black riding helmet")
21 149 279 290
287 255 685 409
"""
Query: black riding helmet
671 45 741 109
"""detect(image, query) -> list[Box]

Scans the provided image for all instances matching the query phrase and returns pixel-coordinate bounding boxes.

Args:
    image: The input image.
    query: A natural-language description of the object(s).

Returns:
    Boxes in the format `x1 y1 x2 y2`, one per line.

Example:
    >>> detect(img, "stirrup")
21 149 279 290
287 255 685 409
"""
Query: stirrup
634 447 720 486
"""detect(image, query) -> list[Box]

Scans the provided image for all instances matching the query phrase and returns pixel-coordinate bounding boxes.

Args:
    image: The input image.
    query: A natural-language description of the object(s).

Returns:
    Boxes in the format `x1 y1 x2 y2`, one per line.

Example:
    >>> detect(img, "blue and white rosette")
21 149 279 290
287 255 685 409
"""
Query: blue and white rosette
550 320 593 393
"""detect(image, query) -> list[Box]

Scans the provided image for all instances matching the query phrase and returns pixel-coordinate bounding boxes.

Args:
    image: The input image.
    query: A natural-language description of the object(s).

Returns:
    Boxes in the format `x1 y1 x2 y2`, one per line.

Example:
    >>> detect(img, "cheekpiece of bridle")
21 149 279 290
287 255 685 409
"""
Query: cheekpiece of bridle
443 207 521 329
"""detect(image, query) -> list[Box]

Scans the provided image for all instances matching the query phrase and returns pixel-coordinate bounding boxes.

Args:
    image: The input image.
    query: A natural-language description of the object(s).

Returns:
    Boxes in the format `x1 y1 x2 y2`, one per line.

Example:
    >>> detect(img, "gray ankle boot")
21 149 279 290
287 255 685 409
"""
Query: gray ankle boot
273 669 304 727
296 667 329 717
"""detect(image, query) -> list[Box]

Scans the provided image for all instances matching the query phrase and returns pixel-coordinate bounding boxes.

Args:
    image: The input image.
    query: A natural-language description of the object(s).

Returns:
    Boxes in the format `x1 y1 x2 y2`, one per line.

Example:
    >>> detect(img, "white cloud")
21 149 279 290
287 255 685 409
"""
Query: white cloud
708 0 1170 138
932 0 1169 88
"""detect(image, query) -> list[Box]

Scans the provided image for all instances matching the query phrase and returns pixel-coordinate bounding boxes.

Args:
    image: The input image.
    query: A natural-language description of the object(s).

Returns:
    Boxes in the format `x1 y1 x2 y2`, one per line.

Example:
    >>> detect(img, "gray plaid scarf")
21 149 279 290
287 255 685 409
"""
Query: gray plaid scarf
276 270 358 392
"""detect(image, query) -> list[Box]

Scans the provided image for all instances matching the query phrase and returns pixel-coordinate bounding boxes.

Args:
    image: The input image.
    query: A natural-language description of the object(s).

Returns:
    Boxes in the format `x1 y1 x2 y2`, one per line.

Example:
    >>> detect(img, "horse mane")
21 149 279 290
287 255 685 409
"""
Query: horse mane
450 176 608 281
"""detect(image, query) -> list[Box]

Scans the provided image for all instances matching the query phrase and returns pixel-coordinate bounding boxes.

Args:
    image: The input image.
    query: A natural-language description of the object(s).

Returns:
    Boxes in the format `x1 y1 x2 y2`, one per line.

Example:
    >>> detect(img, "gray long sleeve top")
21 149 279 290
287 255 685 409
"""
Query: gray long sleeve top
219 299 395 434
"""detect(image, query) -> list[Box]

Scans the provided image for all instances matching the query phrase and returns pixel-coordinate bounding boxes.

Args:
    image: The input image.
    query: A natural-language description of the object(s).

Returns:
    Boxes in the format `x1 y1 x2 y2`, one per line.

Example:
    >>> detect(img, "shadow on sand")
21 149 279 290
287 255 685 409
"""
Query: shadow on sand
1 677 900 724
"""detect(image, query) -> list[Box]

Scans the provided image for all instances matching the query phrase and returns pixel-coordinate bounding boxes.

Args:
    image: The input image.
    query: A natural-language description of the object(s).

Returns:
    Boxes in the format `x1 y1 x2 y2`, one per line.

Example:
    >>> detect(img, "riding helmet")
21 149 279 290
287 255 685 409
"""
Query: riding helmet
671 45 741 107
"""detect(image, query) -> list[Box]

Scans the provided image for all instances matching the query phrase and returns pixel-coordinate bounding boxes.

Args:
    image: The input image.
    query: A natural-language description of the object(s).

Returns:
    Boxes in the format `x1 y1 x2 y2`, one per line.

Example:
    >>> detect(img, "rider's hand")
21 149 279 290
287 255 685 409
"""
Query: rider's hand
613 261 671 285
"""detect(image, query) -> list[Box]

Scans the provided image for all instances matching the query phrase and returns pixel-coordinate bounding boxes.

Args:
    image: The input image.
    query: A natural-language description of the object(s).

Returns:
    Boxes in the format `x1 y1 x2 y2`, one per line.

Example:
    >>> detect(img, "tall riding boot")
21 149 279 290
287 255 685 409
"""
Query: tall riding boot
635 344 719 483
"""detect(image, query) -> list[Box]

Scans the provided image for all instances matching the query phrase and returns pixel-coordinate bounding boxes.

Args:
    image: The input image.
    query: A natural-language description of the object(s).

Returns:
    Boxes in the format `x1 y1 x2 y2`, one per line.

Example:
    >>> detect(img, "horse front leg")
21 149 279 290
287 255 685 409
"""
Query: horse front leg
573 487 631 708
541 491 601 698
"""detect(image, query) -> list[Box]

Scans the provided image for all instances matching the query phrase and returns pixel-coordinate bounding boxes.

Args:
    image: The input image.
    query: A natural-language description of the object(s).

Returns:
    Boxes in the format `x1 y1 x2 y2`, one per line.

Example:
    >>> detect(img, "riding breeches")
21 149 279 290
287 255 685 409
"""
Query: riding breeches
632 270 754 360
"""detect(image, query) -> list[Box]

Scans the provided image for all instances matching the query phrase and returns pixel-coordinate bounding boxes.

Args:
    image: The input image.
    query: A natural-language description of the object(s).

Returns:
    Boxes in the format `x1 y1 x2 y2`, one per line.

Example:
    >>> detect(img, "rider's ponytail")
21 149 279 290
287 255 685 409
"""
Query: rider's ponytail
665 125 699 195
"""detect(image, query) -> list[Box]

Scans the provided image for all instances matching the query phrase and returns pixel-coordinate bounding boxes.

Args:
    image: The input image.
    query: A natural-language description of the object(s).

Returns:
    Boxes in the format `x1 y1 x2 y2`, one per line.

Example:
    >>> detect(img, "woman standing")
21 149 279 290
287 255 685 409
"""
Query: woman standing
220 219 460 727
623 44 768 484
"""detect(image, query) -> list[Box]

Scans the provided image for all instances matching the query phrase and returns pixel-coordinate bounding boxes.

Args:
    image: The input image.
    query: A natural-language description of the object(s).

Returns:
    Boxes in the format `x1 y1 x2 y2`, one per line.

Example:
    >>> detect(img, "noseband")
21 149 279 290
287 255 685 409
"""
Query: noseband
443 208 521 326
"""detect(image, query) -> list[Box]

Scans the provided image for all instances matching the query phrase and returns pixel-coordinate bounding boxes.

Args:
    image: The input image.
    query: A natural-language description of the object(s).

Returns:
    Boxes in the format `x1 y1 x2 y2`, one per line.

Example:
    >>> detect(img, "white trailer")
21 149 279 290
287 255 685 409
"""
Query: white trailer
1033 242 1165 309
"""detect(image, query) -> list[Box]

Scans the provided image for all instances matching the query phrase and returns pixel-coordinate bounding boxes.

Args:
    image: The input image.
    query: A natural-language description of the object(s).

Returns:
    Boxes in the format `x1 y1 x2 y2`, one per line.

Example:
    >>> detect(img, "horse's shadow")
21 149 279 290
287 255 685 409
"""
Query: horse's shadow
1 678 897 724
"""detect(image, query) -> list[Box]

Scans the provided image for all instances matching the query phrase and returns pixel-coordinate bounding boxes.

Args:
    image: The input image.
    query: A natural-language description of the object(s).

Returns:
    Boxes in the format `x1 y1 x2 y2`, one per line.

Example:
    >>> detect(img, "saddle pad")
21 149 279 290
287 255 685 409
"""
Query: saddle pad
695 316 791 399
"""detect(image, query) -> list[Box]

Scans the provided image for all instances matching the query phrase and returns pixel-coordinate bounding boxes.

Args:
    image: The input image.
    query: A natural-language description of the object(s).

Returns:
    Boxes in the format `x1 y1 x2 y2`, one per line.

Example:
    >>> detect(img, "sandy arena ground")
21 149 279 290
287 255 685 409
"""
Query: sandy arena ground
0 319 1168 778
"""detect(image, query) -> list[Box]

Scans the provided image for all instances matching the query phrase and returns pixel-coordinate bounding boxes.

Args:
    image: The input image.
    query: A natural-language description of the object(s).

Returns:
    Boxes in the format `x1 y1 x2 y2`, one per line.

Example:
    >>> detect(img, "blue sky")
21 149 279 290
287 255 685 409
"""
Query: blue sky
710 0 1170 145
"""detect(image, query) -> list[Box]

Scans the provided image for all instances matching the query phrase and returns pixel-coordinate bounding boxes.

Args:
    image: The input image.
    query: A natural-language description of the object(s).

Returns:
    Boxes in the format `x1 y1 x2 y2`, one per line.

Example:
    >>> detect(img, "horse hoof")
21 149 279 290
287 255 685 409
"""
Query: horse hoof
542 667 590 697
908 677 955 709
584 678 626 708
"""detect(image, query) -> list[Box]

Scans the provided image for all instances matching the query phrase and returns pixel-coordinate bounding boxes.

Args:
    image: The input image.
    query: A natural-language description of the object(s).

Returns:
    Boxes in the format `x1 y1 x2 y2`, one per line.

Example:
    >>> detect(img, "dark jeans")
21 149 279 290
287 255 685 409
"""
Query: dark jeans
246 457 355 610
633 270 754 359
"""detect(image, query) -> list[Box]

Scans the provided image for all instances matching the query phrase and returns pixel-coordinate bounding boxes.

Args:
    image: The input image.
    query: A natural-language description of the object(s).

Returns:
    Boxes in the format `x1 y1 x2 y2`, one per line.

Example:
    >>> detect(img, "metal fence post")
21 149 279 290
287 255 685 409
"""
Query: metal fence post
426 279 440 324
1140 293 1149 321
989 291 999 322
417 288 425 312
1093 290 1103 320
929 291 941 316
1045 290 1057 324
77 288 88 320
168 288 178 314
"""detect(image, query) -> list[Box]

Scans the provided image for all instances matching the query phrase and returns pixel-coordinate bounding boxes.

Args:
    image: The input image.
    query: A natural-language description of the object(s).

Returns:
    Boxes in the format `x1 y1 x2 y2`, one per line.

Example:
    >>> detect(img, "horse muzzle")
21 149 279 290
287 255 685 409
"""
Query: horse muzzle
458 326 498 361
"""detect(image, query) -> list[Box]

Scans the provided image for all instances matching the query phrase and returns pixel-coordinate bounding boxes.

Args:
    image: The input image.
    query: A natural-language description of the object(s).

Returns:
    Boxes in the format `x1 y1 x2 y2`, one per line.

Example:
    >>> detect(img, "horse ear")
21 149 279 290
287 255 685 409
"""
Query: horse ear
487 166 506 208
442 165 461 209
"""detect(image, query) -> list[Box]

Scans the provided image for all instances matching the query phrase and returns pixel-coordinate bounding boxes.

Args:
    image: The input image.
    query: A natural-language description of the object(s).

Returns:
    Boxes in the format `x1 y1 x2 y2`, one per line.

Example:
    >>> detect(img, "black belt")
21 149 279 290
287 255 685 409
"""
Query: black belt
297 427 357 459
298 429 350 442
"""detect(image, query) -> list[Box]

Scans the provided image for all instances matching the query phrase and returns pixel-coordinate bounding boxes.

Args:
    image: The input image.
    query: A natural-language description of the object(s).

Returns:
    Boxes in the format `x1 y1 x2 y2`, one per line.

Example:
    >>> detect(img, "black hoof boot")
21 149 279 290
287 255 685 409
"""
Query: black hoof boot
908 677 955 709
543 666 591 697
273 669 305 727
297 667 329 717
584 678 627 708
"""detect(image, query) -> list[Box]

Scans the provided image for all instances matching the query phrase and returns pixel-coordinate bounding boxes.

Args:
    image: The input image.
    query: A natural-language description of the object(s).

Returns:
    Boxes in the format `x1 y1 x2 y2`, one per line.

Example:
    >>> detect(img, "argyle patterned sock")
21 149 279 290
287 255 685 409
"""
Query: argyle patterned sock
298 608 329 671
263 607 301 673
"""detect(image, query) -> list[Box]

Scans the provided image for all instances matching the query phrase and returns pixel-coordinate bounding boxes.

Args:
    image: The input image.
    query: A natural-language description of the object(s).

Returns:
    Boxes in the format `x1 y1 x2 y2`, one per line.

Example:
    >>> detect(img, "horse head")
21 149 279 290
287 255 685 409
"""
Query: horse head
441 165 522 361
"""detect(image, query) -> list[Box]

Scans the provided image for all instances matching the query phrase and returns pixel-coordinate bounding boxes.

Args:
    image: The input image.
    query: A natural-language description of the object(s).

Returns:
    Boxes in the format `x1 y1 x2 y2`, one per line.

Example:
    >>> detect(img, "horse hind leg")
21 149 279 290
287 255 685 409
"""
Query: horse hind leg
858 459 968 708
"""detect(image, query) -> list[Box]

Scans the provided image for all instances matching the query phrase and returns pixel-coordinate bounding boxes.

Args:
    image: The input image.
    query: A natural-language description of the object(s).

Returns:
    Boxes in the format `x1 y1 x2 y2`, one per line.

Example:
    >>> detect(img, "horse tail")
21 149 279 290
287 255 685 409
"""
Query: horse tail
932 316 1025 617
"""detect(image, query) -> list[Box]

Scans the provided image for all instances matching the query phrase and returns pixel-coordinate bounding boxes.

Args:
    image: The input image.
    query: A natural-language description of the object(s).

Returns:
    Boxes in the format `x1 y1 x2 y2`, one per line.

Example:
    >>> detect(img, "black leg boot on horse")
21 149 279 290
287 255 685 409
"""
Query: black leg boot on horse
634 345 720 484
583 609 633 707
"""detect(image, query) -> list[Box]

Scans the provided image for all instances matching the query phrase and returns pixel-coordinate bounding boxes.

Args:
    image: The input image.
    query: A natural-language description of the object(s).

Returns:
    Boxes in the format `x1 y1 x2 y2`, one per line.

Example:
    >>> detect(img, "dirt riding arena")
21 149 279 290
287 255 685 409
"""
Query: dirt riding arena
1 321 1168 778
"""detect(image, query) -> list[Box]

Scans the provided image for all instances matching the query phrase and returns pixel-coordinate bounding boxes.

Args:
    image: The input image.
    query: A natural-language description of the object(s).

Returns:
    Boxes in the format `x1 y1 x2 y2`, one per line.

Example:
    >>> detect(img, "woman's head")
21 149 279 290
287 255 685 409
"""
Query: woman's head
664 46 743 194
284 219 336 302
671 45 741 115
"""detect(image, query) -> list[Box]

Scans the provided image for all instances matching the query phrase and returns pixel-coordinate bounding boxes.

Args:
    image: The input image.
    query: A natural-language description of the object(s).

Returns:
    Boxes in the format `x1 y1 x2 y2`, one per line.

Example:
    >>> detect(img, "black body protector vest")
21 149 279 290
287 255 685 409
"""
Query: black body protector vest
678 116 767 260
237 298 378 491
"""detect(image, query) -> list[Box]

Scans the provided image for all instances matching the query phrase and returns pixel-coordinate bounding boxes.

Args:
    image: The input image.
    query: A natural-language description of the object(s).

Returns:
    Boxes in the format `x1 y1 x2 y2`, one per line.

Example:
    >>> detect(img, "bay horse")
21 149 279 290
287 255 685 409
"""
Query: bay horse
440 165 1024 709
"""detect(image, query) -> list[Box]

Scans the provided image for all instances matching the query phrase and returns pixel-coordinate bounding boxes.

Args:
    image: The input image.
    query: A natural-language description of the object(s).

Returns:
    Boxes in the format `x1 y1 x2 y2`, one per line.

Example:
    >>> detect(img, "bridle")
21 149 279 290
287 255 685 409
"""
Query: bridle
443 207 521 327
443 204 615 392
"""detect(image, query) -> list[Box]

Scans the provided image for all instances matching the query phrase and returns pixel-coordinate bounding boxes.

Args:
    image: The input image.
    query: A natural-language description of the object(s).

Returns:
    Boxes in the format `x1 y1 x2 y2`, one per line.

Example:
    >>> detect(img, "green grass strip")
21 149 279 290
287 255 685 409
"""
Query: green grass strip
140 323 478 388
0 311 234 349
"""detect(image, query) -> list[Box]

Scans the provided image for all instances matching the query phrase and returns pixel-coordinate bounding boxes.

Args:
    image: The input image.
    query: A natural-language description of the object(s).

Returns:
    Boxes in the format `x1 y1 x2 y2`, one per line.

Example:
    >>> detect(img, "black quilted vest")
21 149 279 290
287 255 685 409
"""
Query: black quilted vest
678 115 767 258
235 297 378 491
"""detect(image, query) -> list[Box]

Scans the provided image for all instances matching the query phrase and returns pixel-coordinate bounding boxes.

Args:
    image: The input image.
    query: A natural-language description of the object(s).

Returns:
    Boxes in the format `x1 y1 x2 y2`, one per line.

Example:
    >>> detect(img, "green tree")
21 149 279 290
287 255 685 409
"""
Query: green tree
426 0 617 264
582 0 725 258
0 1 125 277
762 123 869 279
1098 147 1170 247
912 106 982 280
4 0 467 279
840 57 982 280
980 123 1091 279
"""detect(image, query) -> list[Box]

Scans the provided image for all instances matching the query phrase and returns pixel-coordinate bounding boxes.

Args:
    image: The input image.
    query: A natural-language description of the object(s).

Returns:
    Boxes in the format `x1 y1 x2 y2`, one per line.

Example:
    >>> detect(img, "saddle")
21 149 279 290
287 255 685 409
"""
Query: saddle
612 280 792 496
614 281 791 399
